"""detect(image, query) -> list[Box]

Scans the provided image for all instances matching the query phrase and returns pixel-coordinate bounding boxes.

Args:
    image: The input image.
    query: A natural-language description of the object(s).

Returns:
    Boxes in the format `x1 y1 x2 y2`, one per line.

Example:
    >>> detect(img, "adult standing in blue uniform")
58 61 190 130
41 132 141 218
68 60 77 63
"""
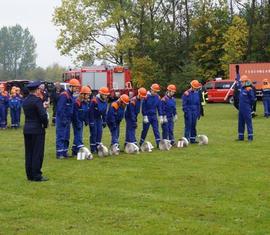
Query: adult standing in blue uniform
236 75 256 141
88 87 109 153
22 81 48 181
125 87 147 146
72 86 91 156
182 80 202 143
140 83 162 148
56 79 80 159
161 84 177 145
262 79 270 118
107 94 130 147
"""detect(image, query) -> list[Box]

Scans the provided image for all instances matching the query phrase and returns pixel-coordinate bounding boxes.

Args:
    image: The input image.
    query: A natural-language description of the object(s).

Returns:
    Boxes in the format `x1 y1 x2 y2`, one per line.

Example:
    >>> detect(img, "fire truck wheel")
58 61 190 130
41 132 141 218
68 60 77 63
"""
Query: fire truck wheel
228 96 234 104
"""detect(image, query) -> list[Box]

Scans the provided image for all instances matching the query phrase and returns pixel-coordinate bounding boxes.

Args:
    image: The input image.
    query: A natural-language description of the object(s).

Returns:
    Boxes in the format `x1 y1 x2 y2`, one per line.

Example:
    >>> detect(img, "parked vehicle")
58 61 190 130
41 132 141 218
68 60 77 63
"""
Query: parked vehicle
62 65 134 99
204 79 235 103
229 63 270 97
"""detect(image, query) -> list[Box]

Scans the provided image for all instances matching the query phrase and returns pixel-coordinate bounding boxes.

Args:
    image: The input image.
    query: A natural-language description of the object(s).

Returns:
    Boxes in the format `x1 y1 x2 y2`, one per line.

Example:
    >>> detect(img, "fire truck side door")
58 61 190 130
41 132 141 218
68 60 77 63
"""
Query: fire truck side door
82 72 95 89
94 72 107 89
113 72 125 89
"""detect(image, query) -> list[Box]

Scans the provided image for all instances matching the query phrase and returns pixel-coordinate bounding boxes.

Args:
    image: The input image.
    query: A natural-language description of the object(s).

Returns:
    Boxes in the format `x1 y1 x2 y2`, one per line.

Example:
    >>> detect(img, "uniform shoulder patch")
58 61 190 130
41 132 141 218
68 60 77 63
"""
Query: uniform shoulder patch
61 91 70 99
245 87 252 91
112 102 119 110
183 90 189 96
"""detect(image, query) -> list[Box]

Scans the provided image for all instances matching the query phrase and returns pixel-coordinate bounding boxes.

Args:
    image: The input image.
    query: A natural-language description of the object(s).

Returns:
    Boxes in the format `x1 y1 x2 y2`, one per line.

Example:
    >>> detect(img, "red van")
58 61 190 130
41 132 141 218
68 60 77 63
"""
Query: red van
204 80 235 103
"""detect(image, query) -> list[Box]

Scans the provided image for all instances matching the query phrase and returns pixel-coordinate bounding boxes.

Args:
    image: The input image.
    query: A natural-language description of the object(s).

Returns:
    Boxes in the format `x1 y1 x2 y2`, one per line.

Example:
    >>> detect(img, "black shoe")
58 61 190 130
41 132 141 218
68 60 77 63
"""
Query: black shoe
32 176 49 182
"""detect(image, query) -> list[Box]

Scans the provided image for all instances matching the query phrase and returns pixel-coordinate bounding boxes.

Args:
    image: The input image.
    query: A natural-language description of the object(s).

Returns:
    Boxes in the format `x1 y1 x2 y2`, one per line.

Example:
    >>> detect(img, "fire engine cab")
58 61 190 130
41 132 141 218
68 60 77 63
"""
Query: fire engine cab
62 65 134 98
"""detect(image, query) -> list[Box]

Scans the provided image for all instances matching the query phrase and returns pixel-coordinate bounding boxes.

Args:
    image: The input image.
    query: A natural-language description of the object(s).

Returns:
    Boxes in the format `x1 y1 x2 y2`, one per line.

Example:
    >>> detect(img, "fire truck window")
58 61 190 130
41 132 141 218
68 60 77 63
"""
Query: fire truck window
216 82 232 89
75 73 80 79
204 83 213 90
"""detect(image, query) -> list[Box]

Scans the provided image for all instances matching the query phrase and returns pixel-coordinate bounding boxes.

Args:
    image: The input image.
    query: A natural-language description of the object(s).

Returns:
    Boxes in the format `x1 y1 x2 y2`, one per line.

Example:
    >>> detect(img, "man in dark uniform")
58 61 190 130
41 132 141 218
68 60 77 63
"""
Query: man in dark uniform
22 81 48 181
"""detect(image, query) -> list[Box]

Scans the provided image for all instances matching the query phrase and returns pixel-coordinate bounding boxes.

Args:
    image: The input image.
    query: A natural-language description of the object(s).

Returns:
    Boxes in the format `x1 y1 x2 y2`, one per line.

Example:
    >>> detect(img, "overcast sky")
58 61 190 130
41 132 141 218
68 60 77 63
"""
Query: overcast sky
0 0 73 68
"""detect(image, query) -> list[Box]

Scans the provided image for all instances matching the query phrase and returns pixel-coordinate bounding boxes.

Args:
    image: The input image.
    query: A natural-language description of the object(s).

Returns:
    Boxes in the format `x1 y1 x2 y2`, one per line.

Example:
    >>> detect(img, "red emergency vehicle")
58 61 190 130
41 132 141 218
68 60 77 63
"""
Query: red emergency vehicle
204 79 235 103
229 63 270 97
62 65 134 98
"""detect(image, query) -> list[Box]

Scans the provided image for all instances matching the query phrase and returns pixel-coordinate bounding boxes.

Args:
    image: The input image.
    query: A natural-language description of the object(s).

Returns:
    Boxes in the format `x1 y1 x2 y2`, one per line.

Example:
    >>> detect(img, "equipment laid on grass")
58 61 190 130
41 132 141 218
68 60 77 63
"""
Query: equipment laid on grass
140 141 154 152
124 143 140 154
197 135 208 145
109 143 120 155
77 147 93 160
159 139 172 151
177 137 189 148
97 143 109 157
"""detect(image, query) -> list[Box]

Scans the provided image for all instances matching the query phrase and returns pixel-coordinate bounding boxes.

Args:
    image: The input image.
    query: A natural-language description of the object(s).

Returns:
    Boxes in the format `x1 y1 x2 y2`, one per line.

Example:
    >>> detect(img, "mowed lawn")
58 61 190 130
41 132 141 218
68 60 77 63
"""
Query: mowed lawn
0 101 270 235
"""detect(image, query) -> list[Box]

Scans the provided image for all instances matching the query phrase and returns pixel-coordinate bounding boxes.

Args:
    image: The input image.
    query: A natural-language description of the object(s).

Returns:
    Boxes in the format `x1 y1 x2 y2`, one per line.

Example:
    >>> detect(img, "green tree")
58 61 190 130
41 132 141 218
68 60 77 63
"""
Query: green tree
0 25 36 80
220 16 248 77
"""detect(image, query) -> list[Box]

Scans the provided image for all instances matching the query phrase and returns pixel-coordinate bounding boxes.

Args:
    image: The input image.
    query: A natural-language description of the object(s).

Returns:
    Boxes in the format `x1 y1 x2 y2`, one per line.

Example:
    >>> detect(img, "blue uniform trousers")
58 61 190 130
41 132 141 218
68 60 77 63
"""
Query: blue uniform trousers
184 112 197 143
10 109 20 127
125 121 137 144
0 105 6 128
89 118 103 152
56 119 71 157
24 133 45 180
162 117 175 144
72 125 84 155
140 115 160 146
108 124 120 145
263 98 270 117
238 109 253 140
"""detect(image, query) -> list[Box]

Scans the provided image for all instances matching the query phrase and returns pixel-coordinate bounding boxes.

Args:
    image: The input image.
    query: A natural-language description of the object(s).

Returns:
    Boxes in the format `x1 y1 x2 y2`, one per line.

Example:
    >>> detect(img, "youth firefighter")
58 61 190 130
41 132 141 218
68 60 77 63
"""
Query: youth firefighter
140 83 162 148
182 80 202 143
88 87 109 153
56 78 80 159
9 88 21 128
125 87 147 146
0 84 8 129
71 86 91 156
236 75 256 141
161 84 177 145
262 79 270 118
107 94 130 147
15 87 23 126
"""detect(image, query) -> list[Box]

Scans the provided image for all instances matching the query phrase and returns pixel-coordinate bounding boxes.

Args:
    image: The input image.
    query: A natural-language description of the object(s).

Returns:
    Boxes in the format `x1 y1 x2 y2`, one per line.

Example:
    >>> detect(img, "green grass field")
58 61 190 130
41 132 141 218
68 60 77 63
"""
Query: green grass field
1 101 270 235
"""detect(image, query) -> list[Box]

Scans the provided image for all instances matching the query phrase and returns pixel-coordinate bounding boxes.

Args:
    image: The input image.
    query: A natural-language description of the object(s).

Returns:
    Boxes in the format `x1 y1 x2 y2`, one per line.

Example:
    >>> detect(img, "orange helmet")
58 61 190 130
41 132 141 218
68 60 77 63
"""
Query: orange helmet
99 87 110 95
138 87 147 98
167 84 177 92
120 94 130 104
69 79 80 87
240 75 249 82
190 80 202 89
80 86 91 94
151 83 160 92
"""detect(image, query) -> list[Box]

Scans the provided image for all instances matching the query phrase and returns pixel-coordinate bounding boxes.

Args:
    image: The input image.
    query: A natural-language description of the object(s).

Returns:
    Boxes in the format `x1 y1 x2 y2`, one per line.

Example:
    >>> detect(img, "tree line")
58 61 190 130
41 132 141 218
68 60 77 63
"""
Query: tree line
0 25 65 82
53 0 270 90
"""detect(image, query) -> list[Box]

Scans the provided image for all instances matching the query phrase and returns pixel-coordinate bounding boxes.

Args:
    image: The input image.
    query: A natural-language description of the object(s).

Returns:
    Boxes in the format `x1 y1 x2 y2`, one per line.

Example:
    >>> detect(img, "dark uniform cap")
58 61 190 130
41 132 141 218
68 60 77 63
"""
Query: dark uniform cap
27 81 42 90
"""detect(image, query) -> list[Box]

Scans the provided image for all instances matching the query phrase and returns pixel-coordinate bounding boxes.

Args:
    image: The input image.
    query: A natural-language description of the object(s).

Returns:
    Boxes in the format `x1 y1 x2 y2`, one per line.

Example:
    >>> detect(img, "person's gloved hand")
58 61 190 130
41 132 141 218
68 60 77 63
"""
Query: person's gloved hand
143 116 149 124
163 116 168 123
236 65 239 74
173 114 178 122
102 122 106 128
159 116 164 125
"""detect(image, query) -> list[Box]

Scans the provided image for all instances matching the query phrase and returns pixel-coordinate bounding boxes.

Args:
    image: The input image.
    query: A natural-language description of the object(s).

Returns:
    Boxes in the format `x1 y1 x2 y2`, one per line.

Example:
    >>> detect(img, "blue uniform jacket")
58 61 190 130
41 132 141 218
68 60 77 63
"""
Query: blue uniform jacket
89 94 107 125
73 99 89 128
239 87 256 110
0 93 9 107
161 95 176 118
56 89 73 124
9 97 21 110
106 102 125 127
22 94 48 134
125 96 141 123
142 93 162 116
182 89 200 117
262 87 270 98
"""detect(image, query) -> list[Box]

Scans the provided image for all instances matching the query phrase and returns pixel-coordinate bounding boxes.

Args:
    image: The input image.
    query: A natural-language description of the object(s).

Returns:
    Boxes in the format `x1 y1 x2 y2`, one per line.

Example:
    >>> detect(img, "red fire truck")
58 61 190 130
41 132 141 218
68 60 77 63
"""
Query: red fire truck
62 65 134 98
229 63 270 97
